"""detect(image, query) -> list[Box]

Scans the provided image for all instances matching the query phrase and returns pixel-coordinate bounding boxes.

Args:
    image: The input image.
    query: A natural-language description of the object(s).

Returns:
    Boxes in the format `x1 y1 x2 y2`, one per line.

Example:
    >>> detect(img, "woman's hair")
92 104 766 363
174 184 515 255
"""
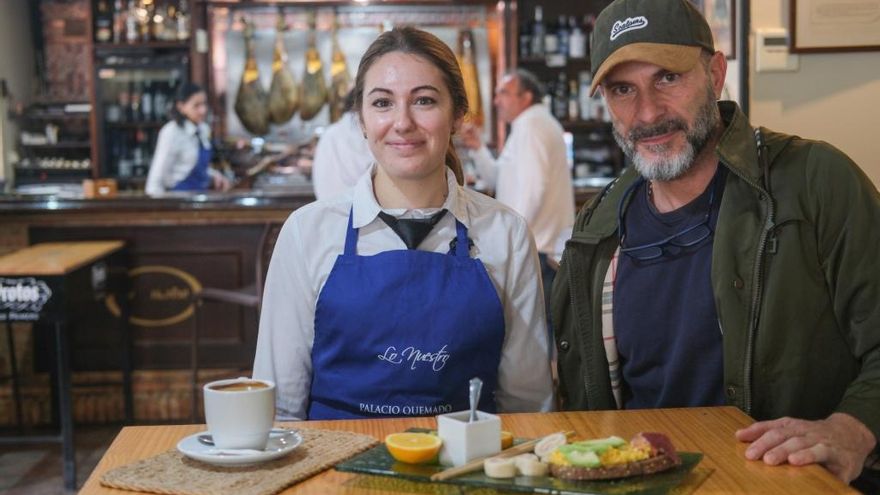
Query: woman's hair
169 82 206 126
352 27 467 185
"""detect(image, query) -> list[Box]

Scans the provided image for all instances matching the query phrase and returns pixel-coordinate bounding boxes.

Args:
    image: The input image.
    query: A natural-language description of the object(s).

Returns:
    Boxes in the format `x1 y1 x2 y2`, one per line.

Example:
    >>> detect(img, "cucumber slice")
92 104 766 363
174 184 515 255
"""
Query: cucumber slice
563 449 601 468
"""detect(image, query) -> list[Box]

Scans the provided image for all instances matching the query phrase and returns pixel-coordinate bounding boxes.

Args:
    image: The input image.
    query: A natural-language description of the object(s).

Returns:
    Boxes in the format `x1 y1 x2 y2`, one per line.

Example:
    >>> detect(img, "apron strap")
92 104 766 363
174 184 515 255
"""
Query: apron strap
343 208 358 255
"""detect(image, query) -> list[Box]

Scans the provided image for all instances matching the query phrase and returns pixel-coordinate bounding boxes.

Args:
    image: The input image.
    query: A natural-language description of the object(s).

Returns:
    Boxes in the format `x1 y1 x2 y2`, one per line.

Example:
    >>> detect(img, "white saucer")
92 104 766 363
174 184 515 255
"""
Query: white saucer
177 428 303 466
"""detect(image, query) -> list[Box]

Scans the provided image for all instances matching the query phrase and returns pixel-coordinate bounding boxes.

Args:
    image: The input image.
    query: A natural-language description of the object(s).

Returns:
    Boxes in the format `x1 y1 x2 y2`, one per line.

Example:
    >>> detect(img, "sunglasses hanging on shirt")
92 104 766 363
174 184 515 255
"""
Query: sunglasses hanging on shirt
618 173 720 261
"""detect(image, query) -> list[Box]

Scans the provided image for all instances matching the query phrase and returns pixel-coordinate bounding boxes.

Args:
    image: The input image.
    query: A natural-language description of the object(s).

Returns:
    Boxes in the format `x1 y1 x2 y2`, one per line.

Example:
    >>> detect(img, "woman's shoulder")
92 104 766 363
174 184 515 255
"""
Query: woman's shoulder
459 187 529 231
157 120 186 139
286 195 353 226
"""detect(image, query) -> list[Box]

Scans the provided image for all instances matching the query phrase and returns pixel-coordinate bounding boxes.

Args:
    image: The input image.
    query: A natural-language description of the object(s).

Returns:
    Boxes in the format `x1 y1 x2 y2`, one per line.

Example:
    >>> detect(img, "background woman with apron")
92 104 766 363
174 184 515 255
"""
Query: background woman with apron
253 27 555 420
145 83 231 195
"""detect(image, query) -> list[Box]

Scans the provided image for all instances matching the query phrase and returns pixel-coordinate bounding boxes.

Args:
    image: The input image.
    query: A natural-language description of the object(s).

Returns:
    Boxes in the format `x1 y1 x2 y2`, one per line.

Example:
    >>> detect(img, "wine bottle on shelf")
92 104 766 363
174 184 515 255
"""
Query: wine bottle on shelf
113 0 126 43
583 14 597 59
141 82 154 122
125 0 138 43
554 72 568 121
139 0 153 42
153 82 168 120
176 0 190 41
519 21 532 59
568 79 579 121
557 15 570 61
130 82 142 121
544 16 559 55
530 6 545 57
569 16 586 59
578 71 593 120
95 0 113 43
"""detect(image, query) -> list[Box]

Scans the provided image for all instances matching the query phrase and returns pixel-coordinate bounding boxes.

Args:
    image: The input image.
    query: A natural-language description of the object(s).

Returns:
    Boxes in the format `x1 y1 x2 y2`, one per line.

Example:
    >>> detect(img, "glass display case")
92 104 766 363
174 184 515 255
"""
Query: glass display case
93 47 188 182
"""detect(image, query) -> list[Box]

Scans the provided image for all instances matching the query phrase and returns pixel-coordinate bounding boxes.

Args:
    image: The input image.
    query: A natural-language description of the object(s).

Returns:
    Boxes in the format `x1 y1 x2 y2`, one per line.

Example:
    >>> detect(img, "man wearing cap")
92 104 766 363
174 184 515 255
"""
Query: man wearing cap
550 0 879 486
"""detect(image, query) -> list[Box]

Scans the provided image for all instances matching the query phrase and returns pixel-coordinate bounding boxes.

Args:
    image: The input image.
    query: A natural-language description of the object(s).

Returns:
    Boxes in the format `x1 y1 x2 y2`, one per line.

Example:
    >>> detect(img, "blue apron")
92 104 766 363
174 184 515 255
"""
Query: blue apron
172 141 212 191
307 211 505 419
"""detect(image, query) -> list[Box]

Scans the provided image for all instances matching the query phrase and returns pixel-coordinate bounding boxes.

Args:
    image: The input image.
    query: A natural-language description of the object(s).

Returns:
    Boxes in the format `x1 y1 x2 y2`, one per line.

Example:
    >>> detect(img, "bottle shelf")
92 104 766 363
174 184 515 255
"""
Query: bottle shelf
20 142 92 150
94 41 190 53
105 120 165 128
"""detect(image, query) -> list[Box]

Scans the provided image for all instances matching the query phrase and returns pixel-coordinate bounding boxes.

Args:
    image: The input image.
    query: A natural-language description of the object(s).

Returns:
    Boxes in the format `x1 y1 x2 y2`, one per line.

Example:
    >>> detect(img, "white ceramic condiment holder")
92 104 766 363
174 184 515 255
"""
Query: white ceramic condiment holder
437 410 501 466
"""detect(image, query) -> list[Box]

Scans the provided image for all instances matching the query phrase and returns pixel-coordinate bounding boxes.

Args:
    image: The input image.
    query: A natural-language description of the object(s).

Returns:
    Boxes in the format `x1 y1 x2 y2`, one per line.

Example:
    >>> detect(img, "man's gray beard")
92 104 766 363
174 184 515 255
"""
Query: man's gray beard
612 85 720 182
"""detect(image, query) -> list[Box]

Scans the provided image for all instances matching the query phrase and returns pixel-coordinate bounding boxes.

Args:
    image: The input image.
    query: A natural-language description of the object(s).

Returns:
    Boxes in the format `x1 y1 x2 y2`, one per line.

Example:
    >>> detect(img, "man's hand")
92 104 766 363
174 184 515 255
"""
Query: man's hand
458 123 482 150
735 413 876 483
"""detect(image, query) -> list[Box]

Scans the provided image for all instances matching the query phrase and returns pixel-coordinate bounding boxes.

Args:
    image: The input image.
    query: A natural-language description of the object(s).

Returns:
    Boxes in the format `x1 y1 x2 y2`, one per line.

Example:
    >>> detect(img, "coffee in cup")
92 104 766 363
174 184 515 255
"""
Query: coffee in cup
208 380 270 392
203 377 275 450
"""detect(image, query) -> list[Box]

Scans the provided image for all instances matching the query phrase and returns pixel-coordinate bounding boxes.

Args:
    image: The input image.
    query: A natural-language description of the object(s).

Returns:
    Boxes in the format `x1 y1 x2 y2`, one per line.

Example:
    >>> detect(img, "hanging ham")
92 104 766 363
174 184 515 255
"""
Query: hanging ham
299 11 327 122
328 14 351 123
267 12 299 125
457 29 483 126
235 18 270 135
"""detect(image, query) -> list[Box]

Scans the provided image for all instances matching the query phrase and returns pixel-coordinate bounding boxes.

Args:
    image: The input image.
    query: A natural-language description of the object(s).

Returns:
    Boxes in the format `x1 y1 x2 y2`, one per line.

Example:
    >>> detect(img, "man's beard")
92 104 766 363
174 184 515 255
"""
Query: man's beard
612 84 720 182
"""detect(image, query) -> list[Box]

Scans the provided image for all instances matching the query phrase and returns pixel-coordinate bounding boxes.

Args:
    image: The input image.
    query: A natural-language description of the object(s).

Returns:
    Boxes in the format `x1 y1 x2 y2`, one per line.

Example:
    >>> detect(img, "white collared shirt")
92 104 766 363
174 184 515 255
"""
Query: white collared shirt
253 165 555 420
145 119 219 195
469 104 575 255
311 112 375 200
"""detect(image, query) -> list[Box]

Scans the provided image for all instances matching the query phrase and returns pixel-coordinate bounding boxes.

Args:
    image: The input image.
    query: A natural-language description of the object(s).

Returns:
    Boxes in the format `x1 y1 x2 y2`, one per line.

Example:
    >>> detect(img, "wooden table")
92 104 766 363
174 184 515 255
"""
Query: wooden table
0 241 131 490
79 407 854 494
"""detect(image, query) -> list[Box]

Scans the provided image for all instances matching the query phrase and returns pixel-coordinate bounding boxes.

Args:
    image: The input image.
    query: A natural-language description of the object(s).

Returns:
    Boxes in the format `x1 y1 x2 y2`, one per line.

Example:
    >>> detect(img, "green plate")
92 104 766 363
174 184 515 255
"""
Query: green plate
336 434 703 495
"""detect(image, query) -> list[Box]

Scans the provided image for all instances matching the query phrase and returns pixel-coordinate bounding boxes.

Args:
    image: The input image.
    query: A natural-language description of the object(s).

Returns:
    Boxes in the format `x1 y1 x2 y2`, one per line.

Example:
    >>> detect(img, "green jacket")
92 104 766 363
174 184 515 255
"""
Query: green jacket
551 101 880 441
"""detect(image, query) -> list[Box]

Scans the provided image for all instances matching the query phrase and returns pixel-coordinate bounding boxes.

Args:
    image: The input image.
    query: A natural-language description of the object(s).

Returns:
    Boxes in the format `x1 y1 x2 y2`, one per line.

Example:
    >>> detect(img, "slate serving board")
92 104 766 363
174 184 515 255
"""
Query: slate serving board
336 440 703 495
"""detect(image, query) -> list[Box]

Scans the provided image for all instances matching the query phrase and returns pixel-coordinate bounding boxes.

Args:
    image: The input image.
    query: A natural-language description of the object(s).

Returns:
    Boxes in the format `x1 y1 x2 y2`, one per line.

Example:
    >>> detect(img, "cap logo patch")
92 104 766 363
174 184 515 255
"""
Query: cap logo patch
610 16 648 41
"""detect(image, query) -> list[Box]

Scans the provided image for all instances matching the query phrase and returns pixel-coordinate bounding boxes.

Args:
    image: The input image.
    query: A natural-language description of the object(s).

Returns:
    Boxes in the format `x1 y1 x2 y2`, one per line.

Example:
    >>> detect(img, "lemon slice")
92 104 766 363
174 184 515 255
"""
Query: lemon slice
385 432 442 464
501 430 514 449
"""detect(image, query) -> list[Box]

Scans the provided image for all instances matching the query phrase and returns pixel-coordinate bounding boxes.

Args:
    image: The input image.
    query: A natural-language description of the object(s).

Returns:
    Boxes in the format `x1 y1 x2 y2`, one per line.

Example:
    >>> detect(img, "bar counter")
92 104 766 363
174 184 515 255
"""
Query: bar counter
0 188 316 424
0 184 602 424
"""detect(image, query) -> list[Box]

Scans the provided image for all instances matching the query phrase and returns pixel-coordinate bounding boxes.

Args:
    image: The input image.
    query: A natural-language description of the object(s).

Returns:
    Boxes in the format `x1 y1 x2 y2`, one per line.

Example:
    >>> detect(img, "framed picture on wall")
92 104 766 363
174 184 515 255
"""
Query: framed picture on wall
790 0 880 53
688 0 736 59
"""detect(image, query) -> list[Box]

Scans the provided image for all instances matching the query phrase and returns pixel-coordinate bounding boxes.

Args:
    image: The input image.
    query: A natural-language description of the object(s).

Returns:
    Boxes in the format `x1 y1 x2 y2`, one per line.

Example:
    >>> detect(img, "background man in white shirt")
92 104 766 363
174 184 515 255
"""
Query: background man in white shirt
311 91 375 200
460 69 574 328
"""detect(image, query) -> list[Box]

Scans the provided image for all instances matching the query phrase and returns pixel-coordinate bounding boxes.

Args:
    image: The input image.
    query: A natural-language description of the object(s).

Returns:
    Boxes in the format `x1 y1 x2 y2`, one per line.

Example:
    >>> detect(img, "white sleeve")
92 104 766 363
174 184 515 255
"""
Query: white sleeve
311 130 342 200
506 132 550 226
252 215 316 420
145 125 176 195
495 217 555 412
469 145 500 187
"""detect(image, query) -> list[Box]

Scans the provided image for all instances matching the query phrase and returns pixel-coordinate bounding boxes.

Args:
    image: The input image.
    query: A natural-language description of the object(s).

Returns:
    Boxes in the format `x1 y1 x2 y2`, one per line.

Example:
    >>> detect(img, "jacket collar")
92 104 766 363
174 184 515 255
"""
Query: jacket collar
716 101 762 187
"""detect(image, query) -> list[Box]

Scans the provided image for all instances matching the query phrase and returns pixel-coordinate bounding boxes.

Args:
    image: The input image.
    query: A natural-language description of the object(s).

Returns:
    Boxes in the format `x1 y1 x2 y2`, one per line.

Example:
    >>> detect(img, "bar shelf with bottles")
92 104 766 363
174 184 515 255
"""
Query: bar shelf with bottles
515 0 622 184
93 0 191 47
92 0 192 185
13 103 94 186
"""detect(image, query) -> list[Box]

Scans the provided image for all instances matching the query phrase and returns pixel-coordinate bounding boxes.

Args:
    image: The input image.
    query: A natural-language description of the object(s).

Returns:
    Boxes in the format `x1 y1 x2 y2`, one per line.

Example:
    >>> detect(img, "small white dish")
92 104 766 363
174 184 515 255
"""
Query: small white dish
177 428 302 466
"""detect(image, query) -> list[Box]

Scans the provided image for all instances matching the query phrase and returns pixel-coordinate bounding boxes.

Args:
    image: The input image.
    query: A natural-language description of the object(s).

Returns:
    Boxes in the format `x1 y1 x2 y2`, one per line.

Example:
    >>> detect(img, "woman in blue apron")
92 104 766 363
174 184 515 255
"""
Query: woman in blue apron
145 83 231 195
253 27 555 420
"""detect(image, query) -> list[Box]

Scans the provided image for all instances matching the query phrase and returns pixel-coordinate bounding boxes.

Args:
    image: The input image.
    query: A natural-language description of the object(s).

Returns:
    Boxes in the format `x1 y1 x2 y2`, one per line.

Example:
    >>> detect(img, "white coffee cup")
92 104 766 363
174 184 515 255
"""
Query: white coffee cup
203 377 275 450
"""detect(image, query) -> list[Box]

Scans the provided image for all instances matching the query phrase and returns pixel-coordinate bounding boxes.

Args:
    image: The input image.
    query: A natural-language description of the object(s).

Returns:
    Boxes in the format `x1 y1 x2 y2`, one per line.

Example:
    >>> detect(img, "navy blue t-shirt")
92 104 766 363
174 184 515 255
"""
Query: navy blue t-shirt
613 168 727 409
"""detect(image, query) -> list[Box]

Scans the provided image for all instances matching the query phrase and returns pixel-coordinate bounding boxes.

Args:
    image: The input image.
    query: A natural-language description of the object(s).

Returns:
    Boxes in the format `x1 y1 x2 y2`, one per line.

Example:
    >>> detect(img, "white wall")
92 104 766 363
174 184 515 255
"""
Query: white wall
750 0 880 186
0 1 36 187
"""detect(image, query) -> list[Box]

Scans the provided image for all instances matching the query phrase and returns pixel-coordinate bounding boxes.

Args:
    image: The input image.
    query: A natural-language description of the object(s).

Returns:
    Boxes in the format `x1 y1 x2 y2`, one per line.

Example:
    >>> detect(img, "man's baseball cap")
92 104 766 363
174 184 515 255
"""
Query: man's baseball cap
589 0 714 95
